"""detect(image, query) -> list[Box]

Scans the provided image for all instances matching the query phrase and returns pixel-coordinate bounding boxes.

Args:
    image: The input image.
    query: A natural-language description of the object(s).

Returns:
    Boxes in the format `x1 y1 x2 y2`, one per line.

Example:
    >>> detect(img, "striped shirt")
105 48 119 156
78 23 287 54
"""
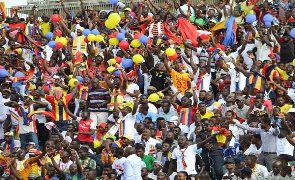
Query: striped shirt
88 88 111 112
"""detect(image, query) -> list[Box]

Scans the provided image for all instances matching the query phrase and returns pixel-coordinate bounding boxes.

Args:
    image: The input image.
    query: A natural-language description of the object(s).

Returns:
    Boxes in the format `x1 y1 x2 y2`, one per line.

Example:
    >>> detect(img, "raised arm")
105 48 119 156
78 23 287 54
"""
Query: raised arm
60 0 73 19
163 55 172 73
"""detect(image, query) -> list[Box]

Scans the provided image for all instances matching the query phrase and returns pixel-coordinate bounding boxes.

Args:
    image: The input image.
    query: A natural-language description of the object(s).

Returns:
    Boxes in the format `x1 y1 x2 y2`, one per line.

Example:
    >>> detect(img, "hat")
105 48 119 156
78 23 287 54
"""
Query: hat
121 135 131 140
4 132 14 136
24 95 33 100
99 122 107 129
180 125 189 134
224 158 235 164
2 89 11 93
235 96 245 101
288 108 295 113
153 161 163 166
76 26 85 31
124 8 131 11
147 86 157 90
28 149 42 155
117 2 126 8
26 142 36 146
41 14 50 19
103 134 116 141
167 116 178 125
28 172 38 178
209 19 217 24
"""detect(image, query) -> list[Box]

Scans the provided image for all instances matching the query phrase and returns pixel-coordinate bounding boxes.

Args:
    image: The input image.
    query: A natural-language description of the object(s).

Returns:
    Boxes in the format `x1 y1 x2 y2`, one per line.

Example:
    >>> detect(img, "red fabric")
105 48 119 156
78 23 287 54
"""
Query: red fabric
177 18 199 46
163 23 182 44
9 23 26 43
77 119 94 142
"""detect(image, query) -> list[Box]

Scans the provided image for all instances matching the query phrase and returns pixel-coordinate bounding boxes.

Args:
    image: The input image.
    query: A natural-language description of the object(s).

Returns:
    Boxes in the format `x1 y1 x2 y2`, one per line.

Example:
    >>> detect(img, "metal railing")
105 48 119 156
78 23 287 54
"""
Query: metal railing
9 0 263 18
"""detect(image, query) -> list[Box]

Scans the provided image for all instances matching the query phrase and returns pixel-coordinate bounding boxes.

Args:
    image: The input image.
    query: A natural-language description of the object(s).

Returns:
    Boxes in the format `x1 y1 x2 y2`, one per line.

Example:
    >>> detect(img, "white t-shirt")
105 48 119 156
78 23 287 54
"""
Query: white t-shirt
112 157 126 176
240 43 256 66
252 164 269 179
276 137 295 156
171 144 200 175
177 5 195 16
228 67 246 93
125 83 139 102
143 137 160 155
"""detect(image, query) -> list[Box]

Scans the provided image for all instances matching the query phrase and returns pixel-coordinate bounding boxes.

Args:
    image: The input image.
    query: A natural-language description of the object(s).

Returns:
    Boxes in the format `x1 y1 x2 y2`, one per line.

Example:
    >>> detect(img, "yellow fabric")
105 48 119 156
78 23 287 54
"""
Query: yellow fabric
198 110 214 119
210 19 226 35
72 35 86 55
46 154 60 163
40 21 51 35
15 157 39 180
278 104 293 114
171 69 191 94
275 66 293 80
50 86 68 96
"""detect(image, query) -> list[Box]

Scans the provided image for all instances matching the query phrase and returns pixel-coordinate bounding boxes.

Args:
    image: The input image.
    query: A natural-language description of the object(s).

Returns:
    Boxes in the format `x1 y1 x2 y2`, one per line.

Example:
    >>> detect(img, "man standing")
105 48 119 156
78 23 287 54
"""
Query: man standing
88 78 111 127
168 133 219 178
123 147 146 180
231 117 279 171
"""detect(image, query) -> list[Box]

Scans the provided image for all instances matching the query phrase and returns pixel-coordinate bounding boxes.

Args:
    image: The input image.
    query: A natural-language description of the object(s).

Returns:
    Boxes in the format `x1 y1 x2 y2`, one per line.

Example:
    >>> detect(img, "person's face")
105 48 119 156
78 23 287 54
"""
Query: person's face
26 144 35 152
67 124 75 132
221 89 229 97
136 123 144 133
162 143 171 153
162 102 170 113
173 128 181 137
100 11 107 19
225 162 235 170
152 163 162 172
181 97 190 107
198 92 205 101
272 163 282 174
17 150 26 159
157 172 166 180
142 129 151 139
136 148 144 158
157 120 165 129
47 167 55 176
91 79 99 89
122 137 130 146
142 9 148 17
45 141 55 153
225 112 232 120
166 132 174 139
83 77 90 85
70 141 79 150
276 97 284 106
177 136 187 148
254 99 262 107
69 163 77 174
50 134 59 143
13 17 19 23
244 156 253 166
177 172 187 180
141 168 148 177
167 122 175 130
143 118 150 127
206 92 214 101
81 112 89 120
139 95 148 104
175 62 183 72
260 120 268 129
198 104 206 112
78 150 88 159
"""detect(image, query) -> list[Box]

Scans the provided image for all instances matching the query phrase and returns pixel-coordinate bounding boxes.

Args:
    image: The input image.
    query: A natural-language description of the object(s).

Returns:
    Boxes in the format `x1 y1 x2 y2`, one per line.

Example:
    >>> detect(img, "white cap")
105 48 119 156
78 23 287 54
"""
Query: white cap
167 116 178 125
180 125 189 134
288 108 295 113
117 2 126 8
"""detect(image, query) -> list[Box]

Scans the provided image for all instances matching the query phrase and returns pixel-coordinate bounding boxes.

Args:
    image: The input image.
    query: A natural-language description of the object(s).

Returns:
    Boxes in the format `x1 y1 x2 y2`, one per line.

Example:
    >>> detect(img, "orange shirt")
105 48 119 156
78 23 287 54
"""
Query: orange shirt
140 16 154 26
171 69 191 94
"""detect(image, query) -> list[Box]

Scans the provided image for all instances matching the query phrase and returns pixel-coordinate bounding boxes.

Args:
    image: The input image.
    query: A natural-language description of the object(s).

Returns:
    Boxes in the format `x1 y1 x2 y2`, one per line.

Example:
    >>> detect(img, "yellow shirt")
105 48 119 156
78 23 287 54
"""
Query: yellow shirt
46 154 61 163
171 69 191 94
275 67 293 80
15 157 39 180
278 104 293 114
40 21 51 35
198 110 214 119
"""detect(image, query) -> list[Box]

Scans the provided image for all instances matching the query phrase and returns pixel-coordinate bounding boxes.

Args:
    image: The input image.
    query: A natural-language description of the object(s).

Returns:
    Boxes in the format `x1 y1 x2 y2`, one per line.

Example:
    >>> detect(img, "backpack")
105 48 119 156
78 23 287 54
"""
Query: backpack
280 40 295 63
233 3 243 17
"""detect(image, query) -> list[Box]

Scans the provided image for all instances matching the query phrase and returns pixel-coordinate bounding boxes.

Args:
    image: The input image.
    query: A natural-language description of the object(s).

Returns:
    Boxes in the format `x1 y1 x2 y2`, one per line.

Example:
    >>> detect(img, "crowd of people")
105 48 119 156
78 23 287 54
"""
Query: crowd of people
0 0 295 179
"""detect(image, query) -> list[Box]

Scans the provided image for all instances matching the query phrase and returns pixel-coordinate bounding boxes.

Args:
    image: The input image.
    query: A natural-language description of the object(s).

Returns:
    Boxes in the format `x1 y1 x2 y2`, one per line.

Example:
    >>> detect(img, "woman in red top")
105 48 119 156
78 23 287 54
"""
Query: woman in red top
66 110 95 150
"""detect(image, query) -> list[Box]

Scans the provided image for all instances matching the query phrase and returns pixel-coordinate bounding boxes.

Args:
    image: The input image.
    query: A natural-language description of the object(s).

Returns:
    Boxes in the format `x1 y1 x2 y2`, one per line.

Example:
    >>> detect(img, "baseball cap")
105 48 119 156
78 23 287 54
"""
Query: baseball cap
167 116 178 124
288 108 295 113
26 142 36 146
224 158 235 164
4 132 14 136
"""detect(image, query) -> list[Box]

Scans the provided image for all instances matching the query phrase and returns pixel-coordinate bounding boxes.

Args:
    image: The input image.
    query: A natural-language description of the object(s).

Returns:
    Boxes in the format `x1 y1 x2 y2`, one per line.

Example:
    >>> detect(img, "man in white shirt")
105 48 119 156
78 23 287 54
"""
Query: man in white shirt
139 128 160 155
167 134 219 177
123 147 146 180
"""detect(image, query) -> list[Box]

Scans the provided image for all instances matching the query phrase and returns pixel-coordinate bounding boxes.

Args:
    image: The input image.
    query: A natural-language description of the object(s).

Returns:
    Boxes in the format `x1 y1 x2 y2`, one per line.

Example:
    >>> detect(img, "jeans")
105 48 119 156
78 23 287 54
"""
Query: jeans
20 132 40 150
201 150 224 180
